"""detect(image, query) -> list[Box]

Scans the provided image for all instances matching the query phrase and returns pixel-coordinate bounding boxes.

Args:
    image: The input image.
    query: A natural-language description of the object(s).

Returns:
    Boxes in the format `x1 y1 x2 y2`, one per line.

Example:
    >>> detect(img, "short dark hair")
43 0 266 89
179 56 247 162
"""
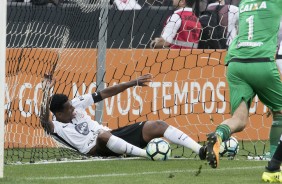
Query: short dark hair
50 94 68 114
186 0 196 7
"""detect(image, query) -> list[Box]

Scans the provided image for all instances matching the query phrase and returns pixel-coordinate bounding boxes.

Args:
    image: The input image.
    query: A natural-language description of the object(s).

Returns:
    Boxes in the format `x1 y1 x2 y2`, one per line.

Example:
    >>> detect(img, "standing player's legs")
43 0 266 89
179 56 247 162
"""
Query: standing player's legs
207 61 282 169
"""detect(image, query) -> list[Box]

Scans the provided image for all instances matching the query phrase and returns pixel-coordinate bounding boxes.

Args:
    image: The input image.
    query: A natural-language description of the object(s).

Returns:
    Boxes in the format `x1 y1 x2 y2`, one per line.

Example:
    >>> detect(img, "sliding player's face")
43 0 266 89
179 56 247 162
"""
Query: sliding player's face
61 101 75 123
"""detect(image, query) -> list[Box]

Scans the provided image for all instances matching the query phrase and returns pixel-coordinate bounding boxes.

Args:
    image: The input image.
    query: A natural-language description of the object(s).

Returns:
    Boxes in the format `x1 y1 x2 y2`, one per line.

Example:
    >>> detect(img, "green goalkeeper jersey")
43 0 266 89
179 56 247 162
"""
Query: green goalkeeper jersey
225 0 282 64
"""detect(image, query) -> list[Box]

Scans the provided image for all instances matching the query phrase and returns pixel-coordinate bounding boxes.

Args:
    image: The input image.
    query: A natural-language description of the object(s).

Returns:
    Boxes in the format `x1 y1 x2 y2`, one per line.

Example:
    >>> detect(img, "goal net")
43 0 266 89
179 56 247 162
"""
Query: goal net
5 0 271 164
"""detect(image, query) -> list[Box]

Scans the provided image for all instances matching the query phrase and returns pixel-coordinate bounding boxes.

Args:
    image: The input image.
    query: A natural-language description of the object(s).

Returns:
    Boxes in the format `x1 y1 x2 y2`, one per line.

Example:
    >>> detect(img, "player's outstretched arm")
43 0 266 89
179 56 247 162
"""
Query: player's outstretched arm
40 73 55 134
99 74 152 100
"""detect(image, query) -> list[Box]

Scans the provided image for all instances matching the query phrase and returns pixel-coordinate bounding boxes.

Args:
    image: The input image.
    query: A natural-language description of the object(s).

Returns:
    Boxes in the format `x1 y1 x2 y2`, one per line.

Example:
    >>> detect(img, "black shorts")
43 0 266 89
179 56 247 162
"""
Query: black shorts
96 122 148 157
111 121 148 148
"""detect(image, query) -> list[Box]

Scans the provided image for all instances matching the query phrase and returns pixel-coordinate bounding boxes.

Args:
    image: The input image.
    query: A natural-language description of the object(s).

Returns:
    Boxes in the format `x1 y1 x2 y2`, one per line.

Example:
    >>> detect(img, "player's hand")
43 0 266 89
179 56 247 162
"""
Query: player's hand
150 39 157 48
136 74 153 86
42 73 55 91
150 38 168 48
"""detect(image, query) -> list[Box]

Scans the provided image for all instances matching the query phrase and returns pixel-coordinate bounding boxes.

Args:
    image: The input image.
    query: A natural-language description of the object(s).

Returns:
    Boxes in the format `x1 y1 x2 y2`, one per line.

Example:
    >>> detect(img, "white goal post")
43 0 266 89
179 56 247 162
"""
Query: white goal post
0 0 7 178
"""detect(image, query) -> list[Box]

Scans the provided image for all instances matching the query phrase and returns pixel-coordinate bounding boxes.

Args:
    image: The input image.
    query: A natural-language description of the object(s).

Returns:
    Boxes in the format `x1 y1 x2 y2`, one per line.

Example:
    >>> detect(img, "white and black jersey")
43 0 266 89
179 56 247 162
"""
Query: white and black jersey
278 20 282 59
52 94 110 154
278 41 282 59
276 21 282 73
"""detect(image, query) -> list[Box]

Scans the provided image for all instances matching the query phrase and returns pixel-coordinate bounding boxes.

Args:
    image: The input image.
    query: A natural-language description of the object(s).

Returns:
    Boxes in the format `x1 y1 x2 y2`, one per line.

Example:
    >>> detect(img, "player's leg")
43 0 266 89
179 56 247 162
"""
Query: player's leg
207 62 255 168
206 101 249 168
255 61 282 158
243 61 282 182
217 101 249 137
267 53 282 158
261 39 282 183
262 134 282 183
93 131 147 157
142 120 206 160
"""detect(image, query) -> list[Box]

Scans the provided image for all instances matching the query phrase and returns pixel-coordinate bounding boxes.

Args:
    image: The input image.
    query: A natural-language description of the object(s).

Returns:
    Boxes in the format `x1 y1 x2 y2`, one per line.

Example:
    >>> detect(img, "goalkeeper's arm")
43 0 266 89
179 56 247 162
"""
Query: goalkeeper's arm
97 73 152 101
40 74 55 134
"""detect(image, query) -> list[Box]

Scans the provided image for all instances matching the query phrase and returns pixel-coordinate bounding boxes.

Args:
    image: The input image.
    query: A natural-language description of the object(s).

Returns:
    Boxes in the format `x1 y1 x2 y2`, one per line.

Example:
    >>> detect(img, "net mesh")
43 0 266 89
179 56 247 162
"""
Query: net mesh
5 0 271 164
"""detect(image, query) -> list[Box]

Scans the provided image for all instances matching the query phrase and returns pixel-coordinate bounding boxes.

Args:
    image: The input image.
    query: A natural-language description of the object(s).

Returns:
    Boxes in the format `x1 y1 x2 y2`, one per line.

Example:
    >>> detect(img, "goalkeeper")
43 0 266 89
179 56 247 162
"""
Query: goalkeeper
40 73 206 159
203 0 282 179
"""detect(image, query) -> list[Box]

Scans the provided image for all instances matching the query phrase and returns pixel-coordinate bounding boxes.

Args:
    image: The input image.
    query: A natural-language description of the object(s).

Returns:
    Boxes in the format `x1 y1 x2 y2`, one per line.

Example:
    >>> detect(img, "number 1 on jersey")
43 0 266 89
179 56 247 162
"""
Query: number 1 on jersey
246 15 254 40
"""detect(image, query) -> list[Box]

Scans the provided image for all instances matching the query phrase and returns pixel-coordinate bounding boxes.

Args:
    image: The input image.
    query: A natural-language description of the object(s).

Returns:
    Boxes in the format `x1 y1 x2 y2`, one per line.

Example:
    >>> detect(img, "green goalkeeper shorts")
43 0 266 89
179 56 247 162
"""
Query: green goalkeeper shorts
227 61 282 114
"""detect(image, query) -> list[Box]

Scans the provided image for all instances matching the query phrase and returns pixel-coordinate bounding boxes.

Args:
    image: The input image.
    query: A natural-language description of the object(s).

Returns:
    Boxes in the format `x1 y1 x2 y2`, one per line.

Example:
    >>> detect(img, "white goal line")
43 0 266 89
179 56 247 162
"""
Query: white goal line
23 166 264 180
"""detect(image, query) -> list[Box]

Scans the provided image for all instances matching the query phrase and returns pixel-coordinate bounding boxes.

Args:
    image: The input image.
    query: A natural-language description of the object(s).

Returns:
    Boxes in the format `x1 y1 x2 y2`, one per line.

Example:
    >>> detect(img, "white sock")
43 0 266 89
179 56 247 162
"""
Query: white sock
164 125 202 154
106 135 147 157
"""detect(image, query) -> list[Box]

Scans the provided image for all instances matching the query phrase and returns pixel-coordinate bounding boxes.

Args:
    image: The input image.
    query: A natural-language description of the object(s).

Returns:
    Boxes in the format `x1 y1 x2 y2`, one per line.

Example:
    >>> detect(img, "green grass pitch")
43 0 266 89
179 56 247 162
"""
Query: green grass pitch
0 158 268 184
1 140 270 184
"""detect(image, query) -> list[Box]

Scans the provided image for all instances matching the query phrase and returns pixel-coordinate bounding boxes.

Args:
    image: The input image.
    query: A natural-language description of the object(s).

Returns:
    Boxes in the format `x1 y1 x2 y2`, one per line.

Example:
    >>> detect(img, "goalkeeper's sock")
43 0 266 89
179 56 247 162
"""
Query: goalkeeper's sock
270 115 282 158
215 124 231 142
106 135 147 157
163 125 202 154
267 140 282 171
